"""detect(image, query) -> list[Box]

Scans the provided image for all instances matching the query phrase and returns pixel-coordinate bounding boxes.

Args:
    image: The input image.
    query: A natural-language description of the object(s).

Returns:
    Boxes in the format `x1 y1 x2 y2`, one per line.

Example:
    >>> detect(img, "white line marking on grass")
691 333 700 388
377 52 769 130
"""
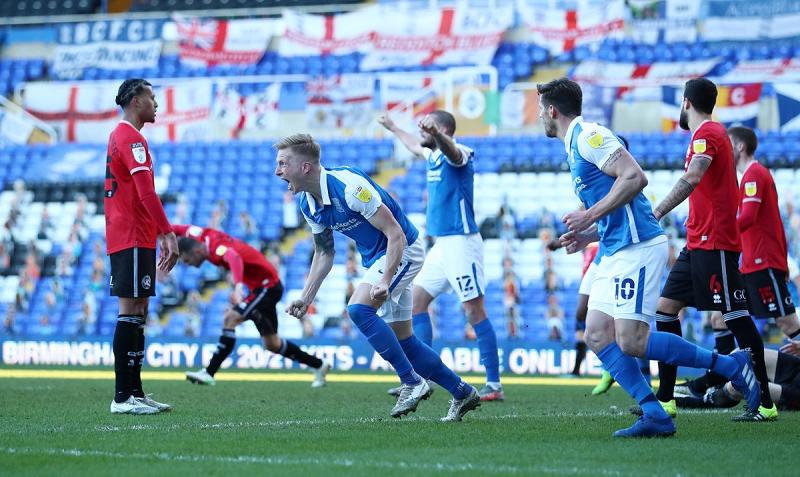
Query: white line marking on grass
0 446 622 475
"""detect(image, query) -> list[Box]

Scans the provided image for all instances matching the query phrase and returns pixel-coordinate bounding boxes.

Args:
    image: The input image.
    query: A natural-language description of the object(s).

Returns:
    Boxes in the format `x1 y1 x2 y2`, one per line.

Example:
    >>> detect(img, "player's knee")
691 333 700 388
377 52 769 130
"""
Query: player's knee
583 327 610 352
615 331 646 358
263 335 282 353
222 309 241 329
710 311 726 329
462 300 486 324
412 286 434 313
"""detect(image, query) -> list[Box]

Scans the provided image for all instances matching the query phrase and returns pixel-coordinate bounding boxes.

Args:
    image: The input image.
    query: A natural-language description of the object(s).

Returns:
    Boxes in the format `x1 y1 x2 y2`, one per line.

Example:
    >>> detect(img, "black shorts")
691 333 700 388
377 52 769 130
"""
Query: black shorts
743 268 796 318
109 247 157 298
775 352 800 411
660 247 748 313
233 282 284 336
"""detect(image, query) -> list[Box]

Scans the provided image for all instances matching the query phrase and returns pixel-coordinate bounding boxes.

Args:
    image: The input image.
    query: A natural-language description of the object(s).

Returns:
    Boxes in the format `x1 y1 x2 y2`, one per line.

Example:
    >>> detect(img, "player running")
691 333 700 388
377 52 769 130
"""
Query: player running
174 224 331 387
379 110 503 402
106 78 179 415
652 78 776 422
537 77 758 437
275 133 480 421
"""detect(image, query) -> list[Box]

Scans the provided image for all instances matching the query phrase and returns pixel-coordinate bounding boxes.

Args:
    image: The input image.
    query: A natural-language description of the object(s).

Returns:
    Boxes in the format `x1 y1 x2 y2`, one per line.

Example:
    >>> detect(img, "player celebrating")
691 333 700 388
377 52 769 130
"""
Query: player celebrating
174 224 331 387
537 77 758 437
379 111 503 402
106 78 179 415
274 133 480 421
652 79 776 421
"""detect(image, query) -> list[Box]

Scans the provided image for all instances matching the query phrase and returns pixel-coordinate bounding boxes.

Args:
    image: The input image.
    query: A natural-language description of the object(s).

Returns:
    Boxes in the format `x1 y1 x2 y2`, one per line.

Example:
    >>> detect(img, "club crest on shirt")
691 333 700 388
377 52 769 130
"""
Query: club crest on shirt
744 181 757 197
131 142 147 164
215 245 227 256
142 275 151 290
586 131 603 148
692 139 706 154
353 186 372 203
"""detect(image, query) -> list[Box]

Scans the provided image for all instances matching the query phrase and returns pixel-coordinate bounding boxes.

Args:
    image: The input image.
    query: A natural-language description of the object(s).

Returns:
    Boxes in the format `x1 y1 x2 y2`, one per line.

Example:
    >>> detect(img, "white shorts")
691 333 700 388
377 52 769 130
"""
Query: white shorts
579 260 598 296
588 236 668 322
415 233 485 302
361 238 425 323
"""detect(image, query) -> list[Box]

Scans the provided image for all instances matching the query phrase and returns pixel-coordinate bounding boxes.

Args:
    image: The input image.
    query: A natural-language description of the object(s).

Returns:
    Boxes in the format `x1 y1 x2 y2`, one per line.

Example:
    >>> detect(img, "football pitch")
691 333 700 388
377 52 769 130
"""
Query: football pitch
0 367 796 476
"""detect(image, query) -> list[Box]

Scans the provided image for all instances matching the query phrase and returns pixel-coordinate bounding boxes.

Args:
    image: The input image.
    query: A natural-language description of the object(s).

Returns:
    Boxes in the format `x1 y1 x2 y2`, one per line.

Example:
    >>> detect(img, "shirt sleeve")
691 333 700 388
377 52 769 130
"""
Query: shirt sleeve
445 144 473 168
344 178 382 219
131 170 172 235
221 247 245 285
689 127 718 163
172 224 203 238
119 136 152 175
575 126 623 170
302 210 327 234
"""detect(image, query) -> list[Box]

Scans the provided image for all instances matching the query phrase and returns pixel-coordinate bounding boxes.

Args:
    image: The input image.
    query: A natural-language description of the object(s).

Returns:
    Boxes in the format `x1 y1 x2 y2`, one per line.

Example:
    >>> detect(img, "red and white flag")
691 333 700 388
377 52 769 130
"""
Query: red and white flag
23 82 120 143
306 74 374 128
571 59 720 87
173 14 273 66
280 8 376 56
518 0 625 55
212 82 280 137
360 6 513 71
721 59 800 83
145 81 213 143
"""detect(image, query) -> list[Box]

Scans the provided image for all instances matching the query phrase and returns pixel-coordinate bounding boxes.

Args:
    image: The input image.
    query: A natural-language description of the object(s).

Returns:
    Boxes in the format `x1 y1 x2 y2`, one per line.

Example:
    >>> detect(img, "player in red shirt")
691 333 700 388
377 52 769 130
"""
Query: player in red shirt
106 78 179 415
730 127 799 337
175 225 331 387
653 78 775 421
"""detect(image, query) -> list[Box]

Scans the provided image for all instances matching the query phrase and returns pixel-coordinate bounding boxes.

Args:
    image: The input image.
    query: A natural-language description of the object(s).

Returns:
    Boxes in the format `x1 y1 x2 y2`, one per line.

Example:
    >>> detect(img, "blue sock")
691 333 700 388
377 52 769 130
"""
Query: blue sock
473 318 501 384
348 304 420 386
638 358 651 385
399 335 470 399
412 313 433 348
597 342 670 421
645 331 738 379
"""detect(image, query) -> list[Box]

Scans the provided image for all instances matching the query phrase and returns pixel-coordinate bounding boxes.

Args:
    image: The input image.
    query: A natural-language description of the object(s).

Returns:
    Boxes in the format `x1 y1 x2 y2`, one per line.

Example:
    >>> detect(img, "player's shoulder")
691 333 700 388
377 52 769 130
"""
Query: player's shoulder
695 121 728 141
328 167 372 191
114 121 146 144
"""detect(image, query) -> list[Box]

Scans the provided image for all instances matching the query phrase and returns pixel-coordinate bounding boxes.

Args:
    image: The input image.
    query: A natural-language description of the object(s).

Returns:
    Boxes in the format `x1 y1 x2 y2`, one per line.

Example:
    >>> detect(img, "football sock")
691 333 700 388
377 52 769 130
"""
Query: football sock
646 331 739 379
113 315 142 403
348 304 420 386
412 313 433 348
399 334 470 399
714 328 736 354
131 322 146 398
206 329 236 376
597 342 669 420
638 358 651 386
654 313 681 402
280 339 323 368
571 341 587 375
725 313 774 408
474 318 501 384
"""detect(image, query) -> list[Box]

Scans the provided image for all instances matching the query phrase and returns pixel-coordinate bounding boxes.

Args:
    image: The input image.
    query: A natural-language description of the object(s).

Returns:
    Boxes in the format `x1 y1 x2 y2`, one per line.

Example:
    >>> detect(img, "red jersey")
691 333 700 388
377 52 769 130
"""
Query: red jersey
581 243 599 277
738 161 788 273
684 121 741 252
105 121 158 254
175 224 279 290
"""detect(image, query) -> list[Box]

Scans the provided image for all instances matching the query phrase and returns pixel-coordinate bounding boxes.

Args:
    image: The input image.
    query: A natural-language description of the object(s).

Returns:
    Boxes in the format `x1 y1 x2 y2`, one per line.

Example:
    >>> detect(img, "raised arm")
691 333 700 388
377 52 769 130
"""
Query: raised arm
287 228 335 319
377 113 425 158
419 115 463 164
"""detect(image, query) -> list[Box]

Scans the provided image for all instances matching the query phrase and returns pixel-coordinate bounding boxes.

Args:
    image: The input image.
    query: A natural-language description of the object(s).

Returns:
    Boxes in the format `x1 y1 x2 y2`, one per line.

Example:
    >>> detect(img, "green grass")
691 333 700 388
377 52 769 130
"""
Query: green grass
0 367 797 476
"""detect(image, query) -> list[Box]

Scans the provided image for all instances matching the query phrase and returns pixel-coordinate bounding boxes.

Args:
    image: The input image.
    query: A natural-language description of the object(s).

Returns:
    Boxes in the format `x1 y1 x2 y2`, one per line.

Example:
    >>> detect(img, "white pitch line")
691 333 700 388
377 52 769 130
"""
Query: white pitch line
0 446 623 475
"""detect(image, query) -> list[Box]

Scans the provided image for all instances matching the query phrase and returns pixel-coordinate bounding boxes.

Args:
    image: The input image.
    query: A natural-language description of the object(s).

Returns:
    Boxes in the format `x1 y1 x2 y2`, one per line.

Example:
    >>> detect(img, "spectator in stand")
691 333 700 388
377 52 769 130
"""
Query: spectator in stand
4 306 16 335
172 193 192 224
545 269 560 295
0 242 10 274
15 269 32 313
302 318 316 338
503 269 520 320
51 277 65 304
66 231 83 260
282 191 300 230
546 294 565 342
38 206 52 240
24 253 40 281
145 313 163 338
507 305 522 339
37 315 55 336
56 255 74 278
239 211 260 249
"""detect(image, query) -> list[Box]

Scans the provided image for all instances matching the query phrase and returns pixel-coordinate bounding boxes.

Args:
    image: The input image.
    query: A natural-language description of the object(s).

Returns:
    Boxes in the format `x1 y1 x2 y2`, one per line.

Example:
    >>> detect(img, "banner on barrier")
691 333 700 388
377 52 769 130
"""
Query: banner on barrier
518 0 625 55
52 19 164 79
173 15 274 66
306 74 375 128
280 8 376 57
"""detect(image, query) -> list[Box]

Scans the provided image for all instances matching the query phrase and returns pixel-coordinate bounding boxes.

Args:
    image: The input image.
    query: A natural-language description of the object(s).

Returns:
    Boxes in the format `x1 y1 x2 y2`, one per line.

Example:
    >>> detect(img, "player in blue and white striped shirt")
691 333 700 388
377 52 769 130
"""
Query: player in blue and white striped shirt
274 133 480 422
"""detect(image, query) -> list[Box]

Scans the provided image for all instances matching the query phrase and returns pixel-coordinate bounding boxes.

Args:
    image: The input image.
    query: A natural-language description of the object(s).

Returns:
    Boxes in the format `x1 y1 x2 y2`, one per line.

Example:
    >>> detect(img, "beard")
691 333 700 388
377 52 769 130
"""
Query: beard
420 134 436 148
543 119 558 138
679 108 689 131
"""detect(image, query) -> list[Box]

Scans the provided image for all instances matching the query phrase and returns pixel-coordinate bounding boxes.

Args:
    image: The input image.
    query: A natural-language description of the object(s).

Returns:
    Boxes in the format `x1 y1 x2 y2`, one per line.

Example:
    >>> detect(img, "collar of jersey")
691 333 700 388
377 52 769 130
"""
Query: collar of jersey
306 166 331 215
564 115 584 153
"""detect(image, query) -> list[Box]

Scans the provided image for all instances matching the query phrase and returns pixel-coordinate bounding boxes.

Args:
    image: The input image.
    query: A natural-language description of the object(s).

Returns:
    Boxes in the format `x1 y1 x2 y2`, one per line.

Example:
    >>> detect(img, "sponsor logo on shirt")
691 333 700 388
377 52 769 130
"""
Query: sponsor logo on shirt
353 186 372 203
586 131 603 148
692 139 706 154
131 142 147 164
744 181 757 197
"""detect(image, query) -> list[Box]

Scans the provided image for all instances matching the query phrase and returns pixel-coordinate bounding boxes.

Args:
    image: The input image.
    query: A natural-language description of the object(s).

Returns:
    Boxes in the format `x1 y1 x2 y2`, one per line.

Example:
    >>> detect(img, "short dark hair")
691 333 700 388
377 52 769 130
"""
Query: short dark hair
430 110 456 135
178 237 201 255
116 78 152 107
536 77 582 117
273 133 321 165
727 126 758 156
683 78 717 115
